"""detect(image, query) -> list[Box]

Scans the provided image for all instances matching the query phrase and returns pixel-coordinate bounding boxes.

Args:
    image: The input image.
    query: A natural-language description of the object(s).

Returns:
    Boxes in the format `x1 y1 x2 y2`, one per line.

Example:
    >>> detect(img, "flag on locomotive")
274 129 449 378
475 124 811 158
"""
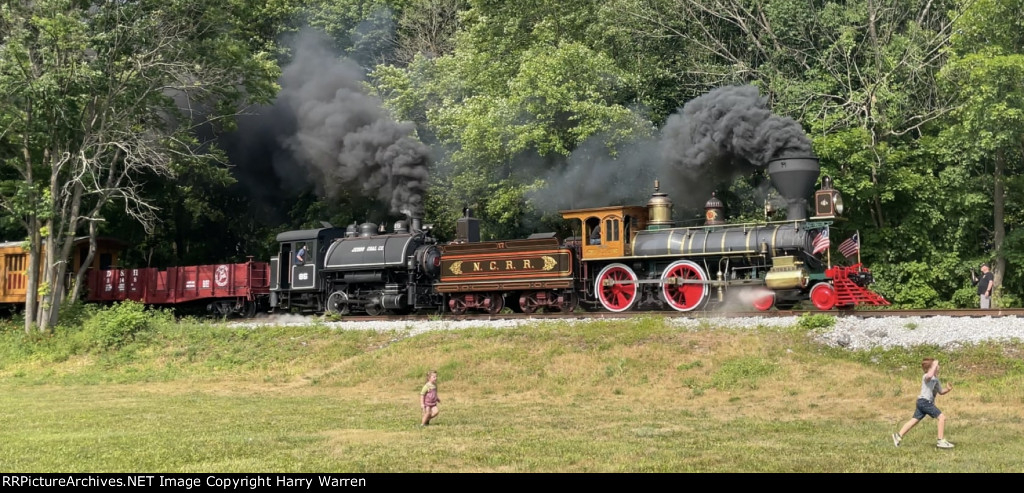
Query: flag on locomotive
812 228 830 255
838 233 860 258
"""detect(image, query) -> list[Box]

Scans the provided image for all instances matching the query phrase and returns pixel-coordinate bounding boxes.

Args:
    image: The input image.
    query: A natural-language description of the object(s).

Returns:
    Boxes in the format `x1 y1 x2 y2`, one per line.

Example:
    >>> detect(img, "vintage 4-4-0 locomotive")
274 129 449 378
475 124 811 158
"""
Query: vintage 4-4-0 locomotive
268 156 889 315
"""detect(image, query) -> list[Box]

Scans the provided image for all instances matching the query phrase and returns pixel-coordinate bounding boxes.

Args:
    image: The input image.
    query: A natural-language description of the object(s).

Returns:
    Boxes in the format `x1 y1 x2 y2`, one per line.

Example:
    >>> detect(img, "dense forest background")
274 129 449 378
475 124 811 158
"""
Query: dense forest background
3 0 1023 326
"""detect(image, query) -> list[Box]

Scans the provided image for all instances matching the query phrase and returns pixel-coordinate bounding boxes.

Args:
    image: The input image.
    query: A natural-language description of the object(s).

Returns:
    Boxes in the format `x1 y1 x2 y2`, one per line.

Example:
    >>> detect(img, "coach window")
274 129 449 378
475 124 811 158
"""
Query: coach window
586 217 601 245
606 218 620 242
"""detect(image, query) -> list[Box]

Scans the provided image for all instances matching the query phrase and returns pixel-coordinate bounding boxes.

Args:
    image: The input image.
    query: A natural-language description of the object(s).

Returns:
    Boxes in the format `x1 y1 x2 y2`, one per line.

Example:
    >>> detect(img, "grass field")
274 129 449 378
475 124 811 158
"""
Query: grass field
2 312 1023 473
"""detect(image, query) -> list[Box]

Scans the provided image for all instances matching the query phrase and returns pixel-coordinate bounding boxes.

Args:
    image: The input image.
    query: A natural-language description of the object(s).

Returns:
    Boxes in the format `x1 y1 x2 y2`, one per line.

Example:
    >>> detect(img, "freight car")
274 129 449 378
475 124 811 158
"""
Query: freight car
84 260 270 317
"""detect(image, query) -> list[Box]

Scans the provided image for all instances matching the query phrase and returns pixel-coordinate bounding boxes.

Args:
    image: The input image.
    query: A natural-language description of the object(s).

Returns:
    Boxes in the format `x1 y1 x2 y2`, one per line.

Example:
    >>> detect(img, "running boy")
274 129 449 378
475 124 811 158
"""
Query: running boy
892 358 954 449
420 370 440 426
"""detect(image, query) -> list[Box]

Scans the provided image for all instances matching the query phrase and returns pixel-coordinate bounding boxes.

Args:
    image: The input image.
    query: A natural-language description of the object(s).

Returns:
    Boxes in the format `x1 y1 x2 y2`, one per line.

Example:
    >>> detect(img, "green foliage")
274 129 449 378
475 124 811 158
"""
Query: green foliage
796 313 836 331
75 301 167 352
371 1 655 237
0 0 285 330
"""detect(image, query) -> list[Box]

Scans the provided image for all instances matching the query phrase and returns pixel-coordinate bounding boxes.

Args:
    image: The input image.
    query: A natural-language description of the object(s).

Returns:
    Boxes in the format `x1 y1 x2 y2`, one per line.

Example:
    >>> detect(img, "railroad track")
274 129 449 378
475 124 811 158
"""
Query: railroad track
320 308 1024 323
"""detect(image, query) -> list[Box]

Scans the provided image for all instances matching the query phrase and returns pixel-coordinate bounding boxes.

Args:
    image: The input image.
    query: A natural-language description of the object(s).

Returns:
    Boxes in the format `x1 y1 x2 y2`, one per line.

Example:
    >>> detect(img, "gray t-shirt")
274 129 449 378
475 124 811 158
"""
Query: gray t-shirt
918 374 942 402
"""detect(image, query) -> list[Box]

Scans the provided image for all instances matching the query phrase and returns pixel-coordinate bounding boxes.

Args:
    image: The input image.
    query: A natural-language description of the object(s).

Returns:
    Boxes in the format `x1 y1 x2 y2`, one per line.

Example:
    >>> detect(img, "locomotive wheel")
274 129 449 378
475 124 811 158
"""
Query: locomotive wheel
809 283 838 311
485 293 505 314
519 292 539 314
595 263 639 312
752 291 775 311
364 301 384 316
660 260 709 312
449 297 468 315
326 291 351 315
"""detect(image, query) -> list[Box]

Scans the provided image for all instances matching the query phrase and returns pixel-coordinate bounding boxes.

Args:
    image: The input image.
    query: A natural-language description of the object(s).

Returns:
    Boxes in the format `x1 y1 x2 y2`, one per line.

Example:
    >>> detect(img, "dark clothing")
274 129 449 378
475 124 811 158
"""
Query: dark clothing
913 398 942 420
977 272 994 295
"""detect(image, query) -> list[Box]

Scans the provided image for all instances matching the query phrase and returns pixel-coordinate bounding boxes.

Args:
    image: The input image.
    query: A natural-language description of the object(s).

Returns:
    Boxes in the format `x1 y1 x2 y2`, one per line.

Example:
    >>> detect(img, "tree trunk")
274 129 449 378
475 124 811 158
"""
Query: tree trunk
22 133 38 334
42 182 84 330
68 220 99 305
37 216 56 332
992 149 1006 307
25 226 41 334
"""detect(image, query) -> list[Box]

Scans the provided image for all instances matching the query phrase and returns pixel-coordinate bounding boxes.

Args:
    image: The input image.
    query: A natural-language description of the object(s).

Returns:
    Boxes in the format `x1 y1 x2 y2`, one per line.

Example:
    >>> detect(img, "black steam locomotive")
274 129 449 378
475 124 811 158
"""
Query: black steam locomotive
269 218 443 315
268 157 888 315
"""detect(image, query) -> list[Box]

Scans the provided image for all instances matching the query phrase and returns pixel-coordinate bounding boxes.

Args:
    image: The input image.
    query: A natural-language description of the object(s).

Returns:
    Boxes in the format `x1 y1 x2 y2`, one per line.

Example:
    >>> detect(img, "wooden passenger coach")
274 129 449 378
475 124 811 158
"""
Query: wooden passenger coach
0 237 124 306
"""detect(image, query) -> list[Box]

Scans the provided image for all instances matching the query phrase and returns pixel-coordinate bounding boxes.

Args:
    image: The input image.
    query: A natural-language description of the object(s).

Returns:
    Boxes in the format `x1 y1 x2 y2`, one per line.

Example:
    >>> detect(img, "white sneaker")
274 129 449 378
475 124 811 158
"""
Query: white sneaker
936 439 954 449
892 433 901 447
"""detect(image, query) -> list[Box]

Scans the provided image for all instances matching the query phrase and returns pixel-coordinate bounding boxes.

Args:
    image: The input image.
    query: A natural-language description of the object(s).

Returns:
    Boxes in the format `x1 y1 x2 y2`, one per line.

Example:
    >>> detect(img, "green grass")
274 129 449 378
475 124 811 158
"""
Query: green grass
1 313 1023 472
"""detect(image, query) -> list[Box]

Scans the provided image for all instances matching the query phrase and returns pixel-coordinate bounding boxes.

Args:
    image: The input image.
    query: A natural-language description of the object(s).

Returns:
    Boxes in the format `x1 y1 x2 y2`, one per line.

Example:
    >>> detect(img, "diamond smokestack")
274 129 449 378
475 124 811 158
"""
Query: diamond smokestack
767 157 820 221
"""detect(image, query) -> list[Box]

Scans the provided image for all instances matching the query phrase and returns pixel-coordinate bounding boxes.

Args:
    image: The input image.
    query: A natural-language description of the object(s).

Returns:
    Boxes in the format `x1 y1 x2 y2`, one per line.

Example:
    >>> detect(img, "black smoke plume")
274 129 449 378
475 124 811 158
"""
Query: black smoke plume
279 31 429 216
531 85 811 212
223 30 429 223
658 85 812 191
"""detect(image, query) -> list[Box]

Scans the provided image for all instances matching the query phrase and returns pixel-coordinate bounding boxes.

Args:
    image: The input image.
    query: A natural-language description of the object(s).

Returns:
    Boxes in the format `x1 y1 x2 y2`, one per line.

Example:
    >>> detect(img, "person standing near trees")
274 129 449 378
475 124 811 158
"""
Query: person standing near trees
974 263 995 309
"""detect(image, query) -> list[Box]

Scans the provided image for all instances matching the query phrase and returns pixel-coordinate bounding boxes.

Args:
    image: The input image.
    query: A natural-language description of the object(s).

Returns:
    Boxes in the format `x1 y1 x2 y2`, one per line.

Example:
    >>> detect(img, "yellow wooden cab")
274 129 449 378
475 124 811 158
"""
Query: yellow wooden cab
0 237 124 305
559 205 649 260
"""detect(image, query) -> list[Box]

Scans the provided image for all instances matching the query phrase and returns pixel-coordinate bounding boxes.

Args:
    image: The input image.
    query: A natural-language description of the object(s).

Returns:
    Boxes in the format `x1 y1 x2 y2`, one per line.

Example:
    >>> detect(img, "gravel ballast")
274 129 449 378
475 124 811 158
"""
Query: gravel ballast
233 314 1024 351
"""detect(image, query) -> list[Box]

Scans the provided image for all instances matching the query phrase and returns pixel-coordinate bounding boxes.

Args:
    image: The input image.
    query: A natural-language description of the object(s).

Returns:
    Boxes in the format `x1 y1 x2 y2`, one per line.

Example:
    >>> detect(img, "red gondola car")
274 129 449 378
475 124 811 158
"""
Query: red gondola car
85 260 270 317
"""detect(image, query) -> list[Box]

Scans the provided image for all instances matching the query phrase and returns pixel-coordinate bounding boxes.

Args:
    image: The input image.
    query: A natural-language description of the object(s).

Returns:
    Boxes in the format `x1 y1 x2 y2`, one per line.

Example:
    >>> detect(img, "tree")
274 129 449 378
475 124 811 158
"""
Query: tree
372 0 654 238
939 0 1024 307
0 0 280 332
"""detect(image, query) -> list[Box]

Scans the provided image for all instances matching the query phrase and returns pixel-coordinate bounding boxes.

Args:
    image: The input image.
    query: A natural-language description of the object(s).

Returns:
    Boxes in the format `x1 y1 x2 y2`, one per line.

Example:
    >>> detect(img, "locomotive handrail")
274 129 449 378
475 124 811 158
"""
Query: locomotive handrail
638 218 809 233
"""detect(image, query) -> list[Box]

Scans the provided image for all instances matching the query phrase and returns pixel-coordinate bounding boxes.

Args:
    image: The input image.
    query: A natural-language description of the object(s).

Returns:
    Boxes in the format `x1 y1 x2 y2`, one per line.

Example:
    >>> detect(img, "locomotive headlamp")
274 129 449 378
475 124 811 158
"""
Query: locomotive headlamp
813 175 842 219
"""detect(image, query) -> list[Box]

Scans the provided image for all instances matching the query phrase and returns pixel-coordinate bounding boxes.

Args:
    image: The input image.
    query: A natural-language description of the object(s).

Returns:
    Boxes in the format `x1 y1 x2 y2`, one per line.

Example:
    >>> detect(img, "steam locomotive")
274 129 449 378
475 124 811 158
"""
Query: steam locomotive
267 156 889 315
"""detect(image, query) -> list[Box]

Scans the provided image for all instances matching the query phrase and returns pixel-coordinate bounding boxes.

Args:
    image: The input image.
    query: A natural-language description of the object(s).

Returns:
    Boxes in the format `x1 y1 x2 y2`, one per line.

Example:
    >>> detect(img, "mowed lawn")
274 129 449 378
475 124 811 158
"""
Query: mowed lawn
1 316 1023 472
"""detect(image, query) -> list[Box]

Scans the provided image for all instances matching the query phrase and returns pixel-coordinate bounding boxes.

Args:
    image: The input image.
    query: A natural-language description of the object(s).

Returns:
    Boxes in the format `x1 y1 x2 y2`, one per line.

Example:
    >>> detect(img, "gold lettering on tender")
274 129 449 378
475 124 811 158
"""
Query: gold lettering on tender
523 259 533 269
506 260 514 270
489 261 497 270
473 262 481 272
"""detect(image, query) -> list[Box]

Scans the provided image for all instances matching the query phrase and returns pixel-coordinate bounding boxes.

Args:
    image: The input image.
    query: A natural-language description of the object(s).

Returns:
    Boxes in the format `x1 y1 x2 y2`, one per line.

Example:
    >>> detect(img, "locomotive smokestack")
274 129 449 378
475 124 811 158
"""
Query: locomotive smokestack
767 156 820 221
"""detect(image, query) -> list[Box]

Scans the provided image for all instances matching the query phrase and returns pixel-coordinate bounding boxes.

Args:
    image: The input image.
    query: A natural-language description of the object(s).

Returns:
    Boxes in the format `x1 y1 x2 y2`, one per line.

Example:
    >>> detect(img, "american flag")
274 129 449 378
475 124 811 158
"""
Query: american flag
812 228 830 255
838 233 860 258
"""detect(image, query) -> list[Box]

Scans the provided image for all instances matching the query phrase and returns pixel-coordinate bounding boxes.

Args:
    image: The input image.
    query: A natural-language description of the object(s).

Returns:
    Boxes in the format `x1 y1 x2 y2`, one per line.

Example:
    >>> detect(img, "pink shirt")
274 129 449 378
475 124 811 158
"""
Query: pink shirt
420 382 438 406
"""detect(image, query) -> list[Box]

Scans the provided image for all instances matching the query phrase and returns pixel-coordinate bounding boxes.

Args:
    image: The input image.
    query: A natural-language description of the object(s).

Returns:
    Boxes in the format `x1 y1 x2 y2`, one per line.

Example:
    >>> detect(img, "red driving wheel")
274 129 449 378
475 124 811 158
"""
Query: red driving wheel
595 263 639 312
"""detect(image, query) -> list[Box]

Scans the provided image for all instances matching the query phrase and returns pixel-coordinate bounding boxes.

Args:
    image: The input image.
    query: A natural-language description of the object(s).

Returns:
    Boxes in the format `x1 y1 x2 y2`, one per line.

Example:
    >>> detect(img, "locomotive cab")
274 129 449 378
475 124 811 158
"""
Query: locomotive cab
560 206 649 260
270 226 347 311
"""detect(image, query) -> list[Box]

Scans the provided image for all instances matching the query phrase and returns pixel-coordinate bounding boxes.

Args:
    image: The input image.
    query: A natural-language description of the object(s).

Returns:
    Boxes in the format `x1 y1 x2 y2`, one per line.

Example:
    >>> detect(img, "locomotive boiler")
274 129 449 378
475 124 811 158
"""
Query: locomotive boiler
269 219 442 315
320 219 442 315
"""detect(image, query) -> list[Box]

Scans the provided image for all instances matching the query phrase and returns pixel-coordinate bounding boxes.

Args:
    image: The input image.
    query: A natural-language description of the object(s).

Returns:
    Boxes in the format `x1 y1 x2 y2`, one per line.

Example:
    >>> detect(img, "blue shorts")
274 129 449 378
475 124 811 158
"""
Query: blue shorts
913 398 942 420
